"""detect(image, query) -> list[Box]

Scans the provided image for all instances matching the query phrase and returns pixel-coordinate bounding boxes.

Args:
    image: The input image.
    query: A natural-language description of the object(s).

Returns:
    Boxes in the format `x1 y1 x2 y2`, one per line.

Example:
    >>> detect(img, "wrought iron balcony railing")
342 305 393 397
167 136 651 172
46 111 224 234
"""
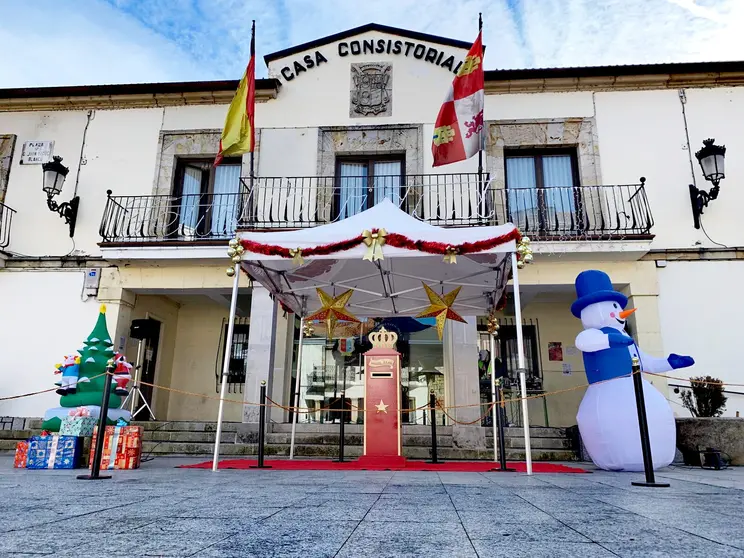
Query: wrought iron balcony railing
0 201 16 250
99 175 653 244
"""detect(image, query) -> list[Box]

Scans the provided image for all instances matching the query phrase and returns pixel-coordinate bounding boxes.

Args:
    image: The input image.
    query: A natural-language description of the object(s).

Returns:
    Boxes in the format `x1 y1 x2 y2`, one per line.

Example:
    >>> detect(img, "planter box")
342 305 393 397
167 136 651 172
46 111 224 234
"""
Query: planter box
676 417 744 466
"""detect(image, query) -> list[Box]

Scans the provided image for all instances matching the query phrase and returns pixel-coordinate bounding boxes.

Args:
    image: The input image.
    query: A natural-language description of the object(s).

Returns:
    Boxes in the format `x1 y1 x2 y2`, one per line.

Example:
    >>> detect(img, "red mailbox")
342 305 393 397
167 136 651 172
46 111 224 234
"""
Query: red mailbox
358 328 407 468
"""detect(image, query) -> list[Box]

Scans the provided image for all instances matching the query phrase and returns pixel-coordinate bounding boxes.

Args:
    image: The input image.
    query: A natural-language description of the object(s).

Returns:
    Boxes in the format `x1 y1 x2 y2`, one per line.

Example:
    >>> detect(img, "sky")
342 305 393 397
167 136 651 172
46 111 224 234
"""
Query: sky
0 0 741 89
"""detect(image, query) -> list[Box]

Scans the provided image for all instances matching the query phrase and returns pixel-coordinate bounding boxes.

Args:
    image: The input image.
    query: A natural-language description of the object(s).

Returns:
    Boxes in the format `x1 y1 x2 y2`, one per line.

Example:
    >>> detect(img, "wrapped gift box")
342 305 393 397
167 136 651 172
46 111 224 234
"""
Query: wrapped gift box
90 425 142 470
14 441 28 468
26 435 82 469
60 416 97 437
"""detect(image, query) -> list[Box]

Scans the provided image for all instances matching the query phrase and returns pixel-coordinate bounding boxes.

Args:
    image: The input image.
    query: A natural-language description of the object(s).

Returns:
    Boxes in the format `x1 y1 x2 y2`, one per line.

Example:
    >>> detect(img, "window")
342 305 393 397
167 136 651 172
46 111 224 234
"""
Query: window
504 148 580 234
335 155 404 219
215 319 250 393
173 157 242 238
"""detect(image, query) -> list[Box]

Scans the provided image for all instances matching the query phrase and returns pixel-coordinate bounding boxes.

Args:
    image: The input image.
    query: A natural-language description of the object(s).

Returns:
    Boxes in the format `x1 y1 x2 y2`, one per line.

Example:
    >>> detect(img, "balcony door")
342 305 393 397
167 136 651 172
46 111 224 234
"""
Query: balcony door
504 149 580 235
335 156 404 220
174 157 242 239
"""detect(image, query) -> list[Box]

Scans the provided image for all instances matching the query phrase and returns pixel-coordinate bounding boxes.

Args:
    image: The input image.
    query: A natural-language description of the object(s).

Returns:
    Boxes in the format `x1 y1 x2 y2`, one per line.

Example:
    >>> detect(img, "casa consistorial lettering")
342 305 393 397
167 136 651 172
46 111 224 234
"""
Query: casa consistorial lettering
278 37 464 82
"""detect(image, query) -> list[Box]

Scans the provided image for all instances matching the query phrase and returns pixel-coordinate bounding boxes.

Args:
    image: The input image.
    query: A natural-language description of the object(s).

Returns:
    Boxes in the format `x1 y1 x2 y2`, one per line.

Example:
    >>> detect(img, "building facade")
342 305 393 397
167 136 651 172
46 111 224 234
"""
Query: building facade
1 24 743 440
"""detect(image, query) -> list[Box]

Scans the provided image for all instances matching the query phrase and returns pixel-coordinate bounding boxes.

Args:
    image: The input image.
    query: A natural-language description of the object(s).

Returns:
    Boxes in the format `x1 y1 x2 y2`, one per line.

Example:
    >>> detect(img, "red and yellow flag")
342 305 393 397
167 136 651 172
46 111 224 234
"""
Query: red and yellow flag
215 21 256 166
431 31 485 167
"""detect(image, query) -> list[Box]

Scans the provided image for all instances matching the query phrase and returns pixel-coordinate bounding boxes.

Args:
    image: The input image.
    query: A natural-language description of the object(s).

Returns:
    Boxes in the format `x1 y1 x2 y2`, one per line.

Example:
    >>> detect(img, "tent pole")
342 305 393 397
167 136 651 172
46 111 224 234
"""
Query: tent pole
212 262 241 472
289 316 305 459
511 252 532 475
489 333 498 462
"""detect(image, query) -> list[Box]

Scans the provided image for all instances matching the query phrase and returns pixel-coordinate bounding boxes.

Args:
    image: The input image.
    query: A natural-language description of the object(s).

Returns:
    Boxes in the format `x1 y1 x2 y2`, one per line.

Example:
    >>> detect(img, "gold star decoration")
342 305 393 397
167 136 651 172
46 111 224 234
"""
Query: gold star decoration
375 400 389 414
305 288 360 338
416 283 467 340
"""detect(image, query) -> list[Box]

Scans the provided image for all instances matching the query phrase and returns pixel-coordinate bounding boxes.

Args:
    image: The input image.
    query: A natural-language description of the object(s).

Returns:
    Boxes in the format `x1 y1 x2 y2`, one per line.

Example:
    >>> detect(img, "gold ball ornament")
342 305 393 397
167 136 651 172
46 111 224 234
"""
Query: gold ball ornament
517 244 528 255
227 247 237 257
524 253 534 263
226 267 236 277
236 244 245 255
228 238 239 248
522 236 531 245
231 255 242 264
517 259 525 269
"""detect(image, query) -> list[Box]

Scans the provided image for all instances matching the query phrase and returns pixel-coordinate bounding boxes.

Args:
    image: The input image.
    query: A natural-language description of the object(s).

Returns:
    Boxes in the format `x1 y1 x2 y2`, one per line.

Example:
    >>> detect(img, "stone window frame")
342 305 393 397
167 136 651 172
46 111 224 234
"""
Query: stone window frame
486 118 602 190
485 118 605 231
153 129 261 197
0 134 17 203
315 124 423 222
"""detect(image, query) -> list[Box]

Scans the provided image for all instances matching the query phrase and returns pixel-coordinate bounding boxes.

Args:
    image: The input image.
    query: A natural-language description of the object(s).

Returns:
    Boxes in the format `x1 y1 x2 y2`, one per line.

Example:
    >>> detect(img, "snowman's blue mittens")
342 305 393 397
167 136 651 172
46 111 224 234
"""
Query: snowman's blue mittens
607 333 634 347
668 354 694 369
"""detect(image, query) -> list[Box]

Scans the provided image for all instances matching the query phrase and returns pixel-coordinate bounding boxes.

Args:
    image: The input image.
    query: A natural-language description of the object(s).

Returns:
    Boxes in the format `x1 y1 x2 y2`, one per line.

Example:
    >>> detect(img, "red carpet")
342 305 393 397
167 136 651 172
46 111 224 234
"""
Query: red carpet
179 458 588 473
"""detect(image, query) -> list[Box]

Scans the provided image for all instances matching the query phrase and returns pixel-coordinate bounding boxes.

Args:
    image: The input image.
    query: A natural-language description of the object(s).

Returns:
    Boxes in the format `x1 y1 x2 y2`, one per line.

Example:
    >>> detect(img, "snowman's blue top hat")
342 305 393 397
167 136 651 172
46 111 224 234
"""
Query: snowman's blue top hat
571 270 628 318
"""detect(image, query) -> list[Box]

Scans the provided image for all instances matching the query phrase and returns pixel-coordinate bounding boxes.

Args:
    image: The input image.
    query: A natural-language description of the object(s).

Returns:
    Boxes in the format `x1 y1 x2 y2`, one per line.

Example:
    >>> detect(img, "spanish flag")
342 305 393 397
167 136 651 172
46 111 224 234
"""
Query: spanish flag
215 20 256 166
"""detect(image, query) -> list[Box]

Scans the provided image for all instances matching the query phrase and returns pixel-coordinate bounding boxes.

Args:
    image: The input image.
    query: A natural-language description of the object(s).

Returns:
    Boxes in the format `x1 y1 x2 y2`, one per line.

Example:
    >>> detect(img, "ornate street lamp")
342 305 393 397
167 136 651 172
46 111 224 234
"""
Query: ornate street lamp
689 139 726 229
42 156 79 237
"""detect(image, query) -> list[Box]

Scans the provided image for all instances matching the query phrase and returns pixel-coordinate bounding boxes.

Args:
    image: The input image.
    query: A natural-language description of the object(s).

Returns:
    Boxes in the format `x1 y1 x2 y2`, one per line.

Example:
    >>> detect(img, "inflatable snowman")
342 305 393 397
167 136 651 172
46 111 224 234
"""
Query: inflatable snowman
572 270 694 471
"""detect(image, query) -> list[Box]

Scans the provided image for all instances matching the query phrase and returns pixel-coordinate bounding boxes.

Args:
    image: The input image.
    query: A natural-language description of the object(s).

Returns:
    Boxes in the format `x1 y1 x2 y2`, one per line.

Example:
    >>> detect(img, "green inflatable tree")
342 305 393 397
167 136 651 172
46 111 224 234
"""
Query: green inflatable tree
60 304 121 409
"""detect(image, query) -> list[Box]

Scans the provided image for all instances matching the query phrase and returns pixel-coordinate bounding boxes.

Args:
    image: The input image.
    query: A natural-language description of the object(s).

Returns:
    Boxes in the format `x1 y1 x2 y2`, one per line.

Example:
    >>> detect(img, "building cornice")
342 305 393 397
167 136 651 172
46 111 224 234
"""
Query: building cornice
484 71 744 94
641 247 744 261
0 79 280 112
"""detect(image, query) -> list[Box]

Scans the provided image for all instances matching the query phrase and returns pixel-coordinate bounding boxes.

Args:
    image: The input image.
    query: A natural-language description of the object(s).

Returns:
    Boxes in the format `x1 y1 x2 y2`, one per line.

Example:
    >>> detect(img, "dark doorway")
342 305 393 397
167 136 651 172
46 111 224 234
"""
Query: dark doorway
134 318 161 421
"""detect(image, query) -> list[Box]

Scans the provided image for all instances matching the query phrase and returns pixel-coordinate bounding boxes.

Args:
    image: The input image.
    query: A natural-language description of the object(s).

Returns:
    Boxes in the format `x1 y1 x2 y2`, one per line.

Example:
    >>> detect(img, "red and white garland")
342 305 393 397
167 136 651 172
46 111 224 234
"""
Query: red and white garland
240 228 523 262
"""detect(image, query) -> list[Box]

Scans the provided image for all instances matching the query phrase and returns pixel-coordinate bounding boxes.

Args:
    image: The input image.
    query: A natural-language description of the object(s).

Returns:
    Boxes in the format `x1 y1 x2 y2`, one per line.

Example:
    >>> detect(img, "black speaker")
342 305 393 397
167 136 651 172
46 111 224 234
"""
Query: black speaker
130 319 158 340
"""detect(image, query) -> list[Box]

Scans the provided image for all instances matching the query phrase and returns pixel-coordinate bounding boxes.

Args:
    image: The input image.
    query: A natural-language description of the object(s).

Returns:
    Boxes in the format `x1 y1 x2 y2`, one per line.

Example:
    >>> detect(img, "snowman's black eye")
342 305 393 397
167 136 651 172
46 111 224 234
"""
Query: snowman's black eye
613 303 618 308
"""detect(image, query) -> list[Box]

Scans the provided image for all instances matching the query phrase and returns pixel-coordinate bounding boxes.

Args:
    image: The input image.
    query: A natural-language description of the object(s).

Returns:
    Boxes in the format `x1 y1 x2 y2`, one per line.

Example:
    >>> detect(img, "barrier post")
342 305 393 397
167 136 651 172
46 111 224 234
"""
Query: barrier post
630 358 668 487
334 391 346 463
250 381 272 469
426 391 441 464
78 361 115 481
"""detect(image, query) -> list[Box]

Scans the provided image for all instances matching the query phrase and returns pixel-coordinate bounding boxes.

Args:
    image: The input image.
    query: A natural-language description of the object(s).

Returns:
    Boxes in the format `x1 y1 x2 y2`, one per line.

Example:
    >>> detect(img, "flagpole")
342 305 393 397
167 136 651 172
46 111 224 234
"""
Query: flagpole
477 12 483 197
249 19 256 185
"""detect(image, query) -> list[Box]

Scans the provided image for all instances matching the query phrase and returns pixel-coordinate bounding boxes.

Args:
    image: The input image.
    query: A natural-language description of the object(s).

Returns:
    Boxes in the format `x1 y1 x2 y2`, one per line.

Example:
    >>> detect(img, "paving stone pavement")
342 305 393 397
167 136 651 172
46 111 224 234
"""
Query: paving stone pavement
1 456 743 557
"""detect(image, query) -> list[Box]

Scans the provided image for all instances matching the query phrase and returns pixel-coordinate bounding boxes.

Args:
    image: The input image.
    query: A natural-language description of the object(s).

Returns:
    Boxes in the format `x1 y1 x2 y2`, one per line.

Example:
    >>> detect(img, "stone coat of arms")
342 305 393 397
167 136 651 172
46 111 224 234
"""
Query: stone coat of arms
350 63 392 117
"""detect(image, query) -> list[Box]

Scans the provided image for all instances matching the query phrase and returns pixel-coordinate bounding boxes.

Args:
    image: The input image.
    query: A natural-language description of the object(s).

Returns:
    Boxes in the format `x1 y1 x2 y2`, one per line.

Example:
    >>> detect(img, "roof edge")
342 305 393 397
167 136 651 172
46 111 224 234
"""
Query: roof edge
263 23 475 64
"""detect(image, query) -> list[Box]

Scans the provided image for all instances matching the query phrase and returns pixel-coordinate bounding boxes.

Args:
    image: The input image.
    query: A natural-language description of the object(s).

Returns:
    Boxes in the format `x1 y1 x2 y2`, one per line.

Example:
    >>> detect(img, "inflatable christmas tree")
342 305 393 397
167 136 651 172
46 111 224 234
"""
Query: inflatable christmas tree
42 305 132 430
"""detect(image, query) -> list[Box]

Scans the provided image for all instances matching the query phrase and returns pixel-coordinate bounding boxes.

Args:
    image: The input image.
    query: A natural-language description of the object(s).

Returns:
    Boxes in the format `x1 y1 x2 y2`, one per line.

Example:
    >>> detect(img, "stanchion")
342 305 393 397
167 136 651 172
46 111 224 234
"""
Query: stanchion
334 391 346 463
630 357 669 488
490 380 515 472
426 391 442 464
250 381 272 469
78 360 115 481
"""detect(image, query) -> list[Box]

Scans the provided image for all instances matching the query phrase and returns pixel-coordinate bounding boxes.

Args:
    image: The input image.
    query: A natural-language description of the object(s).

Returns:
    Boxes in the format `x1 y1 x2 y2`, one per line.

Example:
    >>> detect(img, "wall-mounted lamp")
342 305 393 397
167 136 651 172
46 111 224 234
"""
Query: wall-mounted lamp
689 138 726 229
42 156 79 237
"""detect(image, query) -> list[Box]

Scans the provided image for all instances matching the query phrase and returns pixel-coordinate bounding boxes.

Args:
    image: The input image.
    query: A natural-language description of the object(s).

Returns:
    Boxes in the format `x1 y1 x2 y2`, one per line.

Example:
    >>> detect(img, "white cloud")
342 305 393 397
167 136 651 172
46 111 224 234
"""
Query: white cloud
0 0 742 88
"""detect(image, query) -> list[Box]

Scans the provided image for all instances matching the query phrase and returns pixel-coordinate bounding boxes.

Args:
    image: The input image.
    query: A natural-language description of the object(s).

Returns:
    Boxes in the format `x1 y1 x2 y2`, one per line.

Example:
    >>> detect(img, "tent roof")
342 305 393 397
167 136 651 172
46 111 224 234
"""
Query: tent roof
238 199 518 318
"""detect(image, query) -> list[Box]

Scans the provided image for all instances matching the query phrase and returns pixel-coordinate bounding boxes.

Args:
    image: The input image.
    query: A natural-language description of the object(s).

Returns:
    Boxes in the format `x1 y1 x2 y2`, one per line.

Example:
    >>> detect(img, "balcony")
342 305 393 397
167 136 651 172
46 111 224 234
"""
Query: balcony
99 174 653 245
0 201 16 250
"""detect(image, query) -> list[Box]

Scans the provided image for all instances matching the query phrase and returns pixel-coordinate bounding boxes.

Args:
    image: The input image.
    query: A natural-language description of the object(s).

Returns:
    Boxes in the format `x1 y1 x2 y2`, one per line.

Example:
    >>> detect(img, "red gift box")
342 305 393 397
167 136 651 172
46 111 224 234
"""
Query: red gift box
89 425 142 470
14 441 28 468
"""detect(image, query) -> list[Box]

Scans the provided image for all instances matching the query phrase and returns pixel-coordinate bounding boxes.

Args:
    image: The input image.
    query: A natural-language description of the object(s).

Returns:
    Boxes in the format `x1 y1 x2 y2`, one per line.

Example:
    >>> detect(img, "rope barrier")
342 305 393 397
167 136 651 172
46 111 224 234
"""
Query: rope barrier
3 367 734 416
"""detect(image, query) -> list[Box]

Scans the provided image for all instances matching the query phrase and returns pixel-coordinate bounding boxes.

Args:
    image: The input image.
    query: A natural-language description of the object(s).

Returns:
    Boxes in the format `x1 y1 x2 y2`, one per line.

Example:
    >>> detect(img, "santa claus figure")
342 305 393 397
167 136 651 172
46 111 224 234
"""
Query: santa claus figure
111 353 133 397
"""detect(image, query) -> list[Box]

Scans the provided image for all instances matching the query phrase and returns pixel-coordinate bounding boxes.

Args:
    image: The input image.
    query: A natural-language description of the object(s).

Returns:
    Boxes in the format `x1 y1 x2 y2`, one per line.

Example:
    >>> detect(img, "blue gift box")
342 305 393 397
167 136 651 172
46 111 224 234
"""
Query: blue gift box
26 435 82 470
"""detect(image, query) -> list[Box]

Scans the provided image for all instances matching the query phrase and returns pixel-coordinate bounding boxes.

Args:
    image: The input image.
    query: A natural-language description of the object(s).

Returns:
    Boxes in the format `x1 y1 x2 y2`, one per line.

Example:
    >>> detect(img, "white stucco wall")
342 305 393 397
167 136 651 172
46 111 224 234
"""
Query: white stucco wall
0 270 109 417
657 260 744 417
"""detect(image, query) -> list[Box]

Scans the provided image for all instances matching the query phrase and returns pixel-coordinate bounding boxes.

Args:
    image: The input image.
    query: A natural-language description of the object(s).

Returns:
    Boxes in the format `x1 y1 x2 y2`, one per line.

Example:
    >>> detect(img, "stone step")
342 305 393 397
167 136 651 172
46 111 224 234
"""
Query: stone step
131 421 241 433
139 441 576 461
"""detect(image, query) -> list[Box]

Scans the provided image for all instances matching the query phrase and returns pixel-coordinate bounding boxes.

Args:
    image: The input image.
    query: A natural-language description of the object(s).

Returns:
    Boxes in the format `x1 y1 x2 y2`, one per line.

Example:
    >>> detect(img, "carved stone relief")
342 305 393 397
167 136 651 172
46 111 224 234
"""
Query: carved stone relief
349 63 393 117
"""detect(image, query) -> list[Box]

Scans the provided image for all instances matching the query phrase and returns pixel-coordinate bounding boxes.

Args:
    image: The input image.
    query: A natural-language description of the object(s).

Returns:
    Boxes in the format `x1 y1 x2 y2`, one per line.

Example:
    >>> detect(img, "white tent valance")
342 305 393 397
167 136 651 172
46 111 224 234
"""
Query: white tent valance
238 199 520 318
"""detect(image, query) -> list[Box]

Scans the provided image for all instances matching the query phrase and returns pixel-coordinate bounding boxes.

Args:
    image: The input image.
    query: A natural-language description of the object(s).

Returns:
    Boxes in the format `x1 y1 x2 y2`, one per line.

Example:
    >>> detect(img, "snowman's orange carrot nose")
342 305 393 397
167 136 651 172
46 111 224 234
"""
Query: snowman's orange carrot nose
619 308 636 319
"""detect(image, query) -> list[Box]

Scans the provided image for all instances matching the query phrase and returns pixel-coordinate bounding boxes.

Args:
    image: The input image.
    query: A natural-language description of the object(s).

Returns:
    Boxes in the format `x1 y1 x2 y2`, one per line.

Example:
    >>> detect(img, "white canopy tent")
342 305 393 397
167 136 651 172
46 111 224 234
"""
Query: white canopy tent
211 199 533 473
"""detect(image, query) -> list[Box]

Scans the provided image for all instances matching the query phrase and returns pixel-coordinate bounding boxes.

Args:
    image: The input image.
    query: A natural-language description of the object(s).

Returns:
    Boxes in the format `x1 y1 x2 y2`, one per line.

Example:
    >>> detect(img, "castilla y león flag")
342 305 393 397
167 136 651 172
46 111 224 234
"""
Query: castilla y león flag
214 21 256 166
431 31 484 167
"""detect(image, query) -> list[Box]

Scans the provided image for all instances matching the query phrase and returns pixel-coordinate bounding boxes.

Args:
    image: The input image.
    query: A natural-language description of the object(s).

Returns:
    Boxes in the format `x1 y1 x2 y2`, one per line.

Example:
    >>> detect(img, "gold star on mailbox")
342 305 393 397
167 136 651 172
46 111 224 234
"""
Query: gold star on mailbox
375 400 389 414
416 283 467 340
305 288 360 338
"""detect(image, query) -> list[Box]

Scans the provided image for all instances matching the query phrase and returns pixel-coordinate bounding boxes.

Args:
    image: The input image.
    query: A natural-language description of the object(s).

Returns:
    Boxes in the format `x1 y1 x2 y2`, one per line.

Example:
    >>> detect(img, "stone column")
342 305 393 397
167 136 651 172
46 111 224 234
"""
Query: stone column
242 286 278 423
447 317 486 450
96 285 136 355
